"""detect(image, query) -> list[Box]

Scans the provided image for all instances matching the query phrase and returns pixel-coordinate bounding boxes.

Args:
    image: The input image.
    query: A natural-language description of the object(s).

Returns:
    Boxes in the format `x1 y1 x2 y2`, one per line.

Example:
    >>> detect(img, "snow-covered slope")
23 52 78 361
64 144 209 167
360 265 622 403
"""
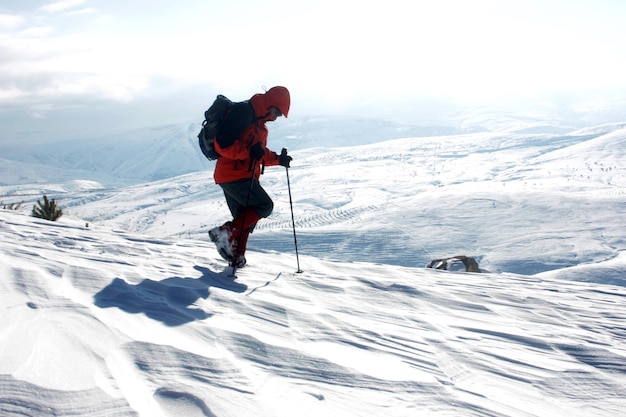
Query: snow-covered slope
7 124 621 276
2 121 626 416
1 210 625 417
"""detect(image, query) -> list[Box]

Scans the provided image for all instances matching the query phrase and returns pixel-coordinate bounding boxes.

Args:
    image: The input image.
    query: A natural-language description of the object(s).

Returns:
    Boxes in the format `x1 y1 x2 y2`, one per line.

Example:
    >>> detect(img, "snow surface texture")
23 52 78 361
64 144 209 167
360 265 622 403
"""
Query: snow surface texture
1 123 626 416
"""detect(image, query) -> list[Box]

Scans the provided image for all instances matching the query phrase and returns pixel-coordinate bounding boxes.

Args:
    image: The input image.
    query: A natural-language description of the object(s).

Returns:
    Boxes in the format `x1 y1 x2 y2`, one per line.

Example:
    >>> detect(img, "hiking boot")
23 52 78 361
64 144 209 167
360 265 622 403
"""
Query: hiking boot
229 255 247 269
209 222 235 261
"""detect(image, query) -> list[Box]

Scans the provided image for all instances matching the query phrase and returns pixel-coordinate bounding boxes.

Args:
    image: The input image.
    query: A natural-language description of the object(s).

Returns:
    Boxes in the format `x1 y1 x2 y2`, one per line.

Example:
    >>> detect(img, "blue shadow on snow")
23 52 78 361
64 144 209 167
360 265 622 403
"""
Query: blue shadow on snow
94 266 246 327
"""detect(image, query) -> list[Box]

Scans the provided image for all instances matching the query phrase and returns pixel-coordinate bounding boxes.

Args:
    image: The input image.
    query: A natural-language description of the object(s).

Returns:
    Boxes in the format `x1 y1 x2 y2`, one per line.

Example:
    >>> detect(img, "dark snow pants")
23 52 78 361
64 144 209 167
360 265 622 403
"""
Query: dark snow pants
219 178 274 232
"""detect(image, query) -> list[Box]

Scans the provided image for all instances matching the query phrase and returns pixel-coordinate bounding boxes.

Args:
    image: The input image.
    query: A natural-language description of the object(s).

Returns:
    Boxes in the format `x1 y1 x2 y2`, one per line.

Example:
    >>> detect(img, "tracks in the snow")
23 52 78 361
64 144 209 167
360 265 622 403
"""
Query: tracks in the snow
256 204 380 231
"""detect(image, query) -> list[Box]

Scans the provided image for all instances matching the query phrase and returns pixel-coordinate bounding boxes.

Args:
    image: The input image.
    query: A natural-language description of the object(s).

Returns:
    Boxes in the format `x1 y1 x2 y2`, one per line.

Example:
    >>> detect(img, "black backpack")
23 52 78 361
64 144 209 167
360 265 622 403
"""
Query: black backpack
197 94 233 160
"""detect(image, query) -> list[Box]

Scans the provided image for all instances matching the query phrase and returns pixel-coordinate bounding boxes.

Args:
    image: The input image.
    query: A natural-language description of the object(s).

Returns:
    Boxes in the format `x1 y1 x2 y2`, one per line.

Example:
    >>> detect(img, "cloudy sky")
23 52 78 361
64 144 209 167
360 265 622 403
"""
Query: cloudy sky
1 0 626 141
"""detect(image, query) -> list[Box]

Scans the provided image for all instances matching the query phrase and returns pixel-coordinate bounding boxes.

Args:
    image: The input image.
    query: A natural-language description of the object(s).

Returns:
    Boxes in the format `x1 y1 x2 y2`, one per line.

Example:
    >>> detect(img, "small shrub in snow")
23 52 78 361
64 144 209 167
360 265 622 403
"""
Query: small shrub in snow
32 195 63 221
2 202 23 210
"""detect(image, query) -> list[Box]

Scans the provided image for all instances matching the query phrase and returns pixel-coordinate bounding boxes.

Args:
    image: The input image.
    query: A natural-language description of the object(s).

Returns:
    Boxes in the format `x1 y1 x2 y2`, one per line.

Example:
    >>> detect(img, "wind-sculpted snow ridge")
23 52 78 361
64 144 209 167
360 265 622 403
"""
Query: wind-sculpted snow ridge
1 210 626 416
0 375 138 417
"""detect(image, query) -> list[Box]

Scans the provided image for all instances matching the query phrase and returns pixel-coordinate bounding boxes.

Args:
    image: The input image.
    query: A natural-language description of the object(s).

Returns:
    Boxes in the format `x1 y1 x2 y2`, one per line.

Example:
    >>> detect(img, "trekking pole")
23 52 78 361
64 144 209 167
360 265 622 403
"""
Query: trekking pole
232 163 257 276
283 148 303 273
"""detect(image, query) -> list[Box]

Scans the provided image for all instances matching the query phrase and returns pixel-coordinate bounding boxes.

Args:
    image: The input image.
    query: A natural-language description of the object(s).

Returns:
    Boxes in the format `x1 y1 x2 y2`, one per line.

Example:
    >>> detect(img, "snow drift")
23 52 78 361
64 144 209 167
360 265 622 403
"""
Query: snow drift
1 123 626 416
1 211 625 416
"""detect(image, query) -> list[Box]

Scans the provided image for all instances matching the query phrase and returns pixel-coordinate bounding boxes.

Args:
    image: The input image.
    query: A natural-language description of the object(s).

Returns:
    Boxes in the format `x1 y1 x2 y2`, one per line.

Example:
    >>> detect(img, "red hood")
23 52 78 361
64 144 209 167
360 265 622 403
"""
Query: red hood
249 86 291 119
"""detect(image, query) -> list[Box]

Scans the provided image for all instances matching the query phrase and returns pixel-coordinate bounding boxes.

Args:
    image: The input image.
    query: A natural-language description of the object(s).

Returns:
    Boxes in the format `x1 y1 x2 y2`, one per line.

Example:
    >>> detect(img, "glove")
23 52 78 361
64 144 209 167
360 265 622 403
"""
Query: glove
249 142 265 160
279 148 292 168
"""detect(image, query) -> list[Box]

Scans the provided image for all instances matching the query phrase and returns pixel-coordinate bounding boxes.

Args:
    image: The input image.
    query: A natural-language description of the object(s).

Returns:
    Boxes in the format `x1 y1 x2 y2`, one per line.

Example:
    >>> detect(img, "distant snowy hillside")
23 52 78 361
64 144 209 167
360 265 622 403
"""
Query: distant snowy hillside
2 124 625 278
0 124 204 185
0 158 134 188
0 112 587 184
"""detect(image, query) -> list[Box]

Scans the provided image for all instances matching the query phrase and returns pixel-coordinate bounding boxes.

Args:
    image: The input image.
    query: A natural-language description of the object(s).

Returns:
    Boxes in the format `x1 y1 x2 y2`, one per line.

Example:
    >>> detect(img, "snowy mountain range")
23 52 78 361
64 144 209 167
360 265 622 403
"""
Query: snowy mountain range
1 107 611 185
1 117 625 416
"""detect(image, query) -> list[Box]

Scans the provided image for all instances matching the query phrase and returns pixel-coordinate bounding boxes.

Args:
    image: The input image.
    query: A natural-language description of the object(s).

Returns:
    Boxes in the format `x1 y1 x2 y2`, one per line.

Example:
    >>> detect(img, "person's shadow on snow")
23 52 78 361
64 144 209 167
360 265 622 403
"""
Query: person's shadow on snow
94 266 247 327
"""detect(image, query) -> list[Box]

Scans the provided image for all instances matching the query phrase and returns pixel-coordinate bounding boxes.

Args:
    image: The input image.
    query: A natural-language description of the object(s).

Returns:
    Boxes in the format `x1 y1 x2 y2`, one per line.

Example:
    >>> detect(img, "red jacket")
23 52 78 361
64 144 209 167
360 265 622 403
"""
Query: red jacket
213 87 290 184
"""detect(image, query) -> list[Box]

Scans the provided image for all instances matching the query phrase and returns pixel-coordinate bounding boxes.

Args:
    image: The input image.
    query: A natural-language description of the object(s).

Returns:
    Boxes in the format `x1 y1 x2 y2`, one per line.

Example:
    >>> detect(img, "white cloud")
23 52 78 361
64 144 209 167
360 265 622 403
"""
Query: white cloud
0 30 152 108
2 0 626 126
18 25 55 37
40 0 86 14
0 14 24 31
0 85 26 101
67 8 98 16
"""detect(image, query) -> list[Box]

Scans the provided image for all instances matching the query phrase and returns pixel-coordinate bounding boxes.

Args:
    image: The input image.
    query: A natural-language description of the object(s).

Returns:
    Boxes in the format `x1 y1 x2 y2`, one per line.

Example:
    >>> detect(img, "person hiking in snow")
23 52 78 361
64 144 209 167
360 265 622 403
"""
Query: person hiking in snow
209 86 292 268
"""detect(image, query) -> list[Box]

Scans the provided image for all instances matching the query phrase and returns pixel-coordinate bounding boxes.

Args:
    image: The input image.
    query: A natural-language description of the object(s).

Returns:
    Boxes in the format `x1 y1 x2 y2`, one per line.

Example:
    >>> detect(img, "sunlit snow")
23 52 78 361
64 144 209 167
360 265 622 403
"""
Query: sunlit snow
1 122 625 416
